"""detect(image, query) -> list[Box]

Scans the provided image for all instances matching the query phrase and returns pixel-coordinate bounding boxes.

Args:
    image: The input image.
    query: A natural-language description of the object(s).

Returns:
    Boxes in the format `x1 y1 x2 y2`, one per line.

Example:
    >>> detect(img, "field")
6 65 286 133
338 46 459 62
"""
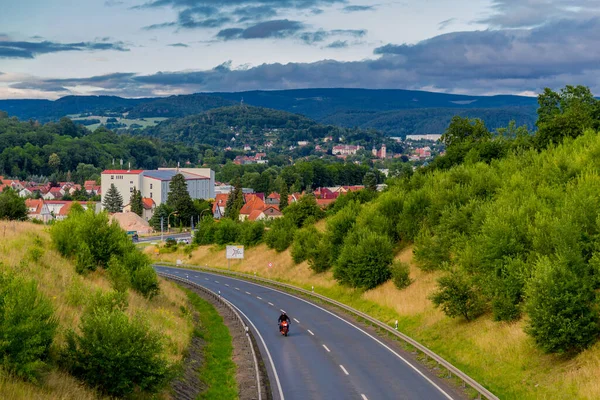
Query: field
0 221 193 399
67 115 167 130
149 242 600 400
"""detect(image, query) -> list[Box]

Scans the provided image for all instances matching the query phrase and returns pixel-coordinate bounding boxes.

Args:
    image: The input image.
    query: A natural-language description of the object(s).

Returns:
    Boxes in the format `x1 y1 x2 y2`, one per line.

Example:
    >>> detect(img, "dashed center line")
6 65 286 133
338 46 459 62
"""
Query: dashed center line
256 296 262 300
307 329 314 336
245 291 251 295
204 278 209 281
225 284 229 287
235 288 240 290
268 302 274 306
293 318 299 323
322 344 331 352
340 365 349 376
215 281 219 283
361 395 368 400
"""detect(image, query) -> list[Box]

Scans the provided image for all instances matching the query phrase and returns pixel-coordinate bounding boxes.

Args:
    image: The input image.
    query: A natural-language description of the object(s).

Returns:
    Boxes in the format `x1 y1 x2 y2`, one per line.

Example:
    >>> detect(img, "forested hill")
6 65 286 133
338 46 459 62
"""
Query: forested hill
0 88 540 135
139 105 384 147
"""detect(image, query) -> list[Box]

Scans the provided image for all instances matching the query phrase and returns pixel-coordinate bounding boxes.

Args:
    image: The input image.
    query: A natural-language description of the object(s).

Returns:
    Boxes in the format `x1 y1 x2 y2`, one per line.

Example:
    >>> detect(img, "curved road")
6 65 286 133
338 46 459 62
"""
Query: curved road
155 265 459 400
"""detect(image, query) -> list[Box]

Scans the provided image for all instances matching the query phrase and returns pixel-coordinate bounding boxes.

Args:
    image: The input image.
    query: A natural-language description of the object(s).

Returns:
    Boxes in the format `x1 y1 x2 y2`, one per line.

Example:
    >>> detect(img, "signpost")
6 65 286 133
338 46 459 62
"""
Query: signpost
226 245 244 269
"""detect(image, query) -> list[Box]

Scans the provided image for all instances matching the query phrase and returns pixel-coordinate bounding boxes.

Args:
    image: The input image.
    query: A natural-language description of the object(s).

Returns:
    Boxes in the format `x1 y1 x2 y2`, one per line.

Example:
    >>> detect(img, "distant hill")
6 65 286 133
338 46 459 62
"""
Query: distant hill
0 88 540 135
139 105 384 148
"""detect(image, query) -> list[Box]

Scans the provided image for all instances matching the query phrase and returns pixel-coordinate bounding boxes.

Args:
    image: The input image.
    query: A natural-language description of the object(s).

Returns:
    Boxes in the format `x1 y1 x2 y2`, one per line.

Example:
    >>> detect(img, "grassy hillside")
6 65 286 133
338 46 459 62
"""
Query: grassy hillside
0 221 192 399
150 242 600 400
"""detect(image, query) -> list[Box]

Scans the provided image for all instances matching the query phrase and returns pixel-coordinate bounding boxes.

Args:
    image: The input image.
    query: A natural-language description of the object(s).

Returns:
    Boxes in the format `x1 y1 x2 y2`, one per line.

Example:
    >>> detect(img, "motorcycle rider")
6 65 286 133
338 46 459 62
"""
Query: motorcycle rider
278 311 291 332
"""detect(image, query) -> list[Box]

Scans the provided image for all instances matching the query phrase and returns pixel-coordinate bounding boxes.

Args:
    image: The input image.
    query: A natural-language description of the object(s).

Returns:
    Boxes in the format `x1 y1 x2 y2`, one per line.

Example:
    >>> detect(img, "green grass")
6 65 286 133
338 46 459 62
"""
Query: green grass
185 288 238 400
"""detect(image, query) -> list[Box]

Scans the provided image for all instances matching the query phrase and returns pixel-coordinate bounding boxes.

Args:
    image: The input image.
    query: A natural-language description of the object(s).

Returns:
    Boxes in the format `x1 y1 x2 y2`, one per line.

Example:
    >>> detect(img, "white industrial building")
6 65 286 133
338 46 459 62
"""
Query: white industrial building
100 168 215 210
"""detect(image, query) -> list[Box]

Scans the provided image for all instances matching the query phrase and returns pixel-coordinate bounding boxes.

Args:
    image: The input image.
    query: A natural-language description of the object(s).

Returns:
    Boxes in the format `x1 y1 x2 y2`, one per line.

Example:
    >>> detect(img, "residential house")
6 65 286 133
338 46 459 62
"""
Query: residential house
212 193 229 219
332 145 362 156
25 199 52 223
266 192 280 205
250 206 283 221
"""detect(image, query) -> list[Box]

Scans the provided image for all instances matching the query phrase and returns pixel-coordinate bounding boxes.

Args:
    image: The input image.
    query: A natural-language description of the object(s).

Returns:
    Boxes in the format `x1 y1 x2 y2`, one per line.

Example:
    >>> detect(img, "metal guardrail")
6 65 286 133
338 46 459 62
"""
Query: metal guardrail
158 263 498 400
158 272 262 400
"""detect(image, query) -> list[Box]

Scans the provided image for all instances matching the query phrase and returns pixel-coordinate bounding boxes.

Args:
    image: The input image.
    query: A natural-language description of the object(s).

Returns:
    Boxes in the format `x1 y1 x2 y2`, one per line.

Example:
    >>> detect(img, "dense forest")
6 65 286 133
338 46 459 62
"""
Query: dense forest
0 112 206 181
137 105 386 148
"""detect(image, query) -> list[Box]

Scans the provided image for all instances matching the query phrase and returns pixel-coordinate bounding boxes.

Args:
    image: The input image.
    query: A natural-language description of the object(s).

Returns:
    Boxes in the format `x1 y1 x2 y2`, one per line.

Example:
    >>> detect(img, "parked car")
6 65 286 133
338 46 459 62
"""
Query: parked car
165 237 177 247
177 238 190 245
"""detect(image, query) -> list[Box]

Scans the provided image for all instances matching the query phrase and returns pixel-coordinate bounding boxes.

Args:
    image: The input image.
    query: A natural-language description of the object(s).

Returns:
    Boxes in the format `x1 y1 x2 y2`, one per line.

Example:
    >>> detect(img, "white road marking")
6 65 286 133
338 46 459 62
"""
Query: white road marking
224 300 285 400
215 281 220 283
361 395 368 400
280 309 285 313
322 344 331 352
235 287 240 290
205 278 209 281
340 365 349 375
246 291 251 295
257 296 262 300
293 318 300 323
268 302 274 306
160 266 454 400
307 329 314 336
225 284 230 287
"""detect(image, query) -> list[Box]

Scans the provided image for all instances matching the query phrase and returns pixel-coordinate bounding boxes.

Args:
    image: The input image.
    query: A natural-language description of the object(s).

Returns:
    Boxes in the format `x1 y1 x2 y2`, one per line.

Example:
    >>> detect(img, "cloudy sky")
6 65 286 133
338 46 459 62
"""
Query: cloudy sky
1 0 599 99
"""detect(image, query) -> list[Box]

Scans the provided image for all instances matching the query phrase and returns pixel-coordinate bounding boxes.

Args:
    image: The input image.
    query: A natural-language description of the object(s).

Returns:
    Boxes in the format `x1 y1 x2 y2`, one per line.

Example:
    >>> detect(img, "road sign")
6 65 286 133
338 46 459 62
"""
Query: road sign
268 262 273 268
226 245 245 259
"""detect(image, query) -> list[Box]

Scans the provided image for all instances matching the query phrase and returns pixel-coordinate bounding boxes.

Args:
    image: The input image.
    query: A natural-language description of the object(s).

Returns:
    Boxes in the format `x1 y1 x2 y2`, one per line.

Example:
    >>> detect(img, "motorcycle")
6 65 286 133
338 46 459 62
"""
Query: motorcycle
279 320 289 336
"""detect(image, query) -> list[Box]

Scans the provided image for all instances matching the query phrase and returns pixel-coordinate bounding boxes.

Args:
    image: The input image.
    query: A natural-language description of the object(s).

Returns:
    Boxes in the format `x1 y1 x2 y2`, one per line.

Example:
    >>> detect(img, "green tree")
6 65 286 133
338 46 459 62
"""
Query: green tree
440 116 491 148
525 257 599 353
283 194 324 228
48 153 61 172
279 179 289 211
63 306 172 397
130 187 143 217
0 272 57 381
0 188 28 221
363 171 377 191
430 272 485 321
224 178 244 221
167 174 195 225
102 184 123 213
149 204 170 232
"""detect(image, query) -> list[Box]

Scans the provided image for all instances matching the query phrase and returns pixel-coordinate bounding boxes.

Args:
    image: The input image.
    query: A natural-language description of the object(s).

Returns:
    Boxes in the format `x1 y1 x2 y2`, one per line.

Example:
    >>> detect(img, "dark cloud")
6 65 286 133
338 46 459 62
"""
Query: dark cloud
234 5 278 22
343 5 375 12
134 0 343 10
300 29 366 44
168 42 190 47
14 17 600 96
478 0 600 28
326 40 348 48
0 40 129 59
217 19 304 40
143 6 229 30
438 18 456 30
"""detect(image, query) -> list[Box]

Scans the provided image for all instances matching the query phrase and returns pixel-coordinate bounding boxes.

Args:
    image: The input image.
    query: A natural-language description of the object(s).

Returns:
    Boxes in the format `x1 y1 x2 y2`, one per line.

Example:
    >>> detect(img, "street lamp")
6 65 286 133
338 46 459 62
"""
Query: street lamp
168 211 179 231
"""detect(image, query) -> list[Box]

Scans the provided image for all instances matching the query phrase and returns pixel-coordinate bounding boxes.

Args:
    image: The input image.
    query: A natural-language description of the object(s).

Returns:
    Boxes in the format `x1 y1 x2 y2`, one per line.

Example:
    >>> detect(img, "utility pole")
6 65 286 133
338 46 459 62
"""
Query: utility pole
161 216 164 242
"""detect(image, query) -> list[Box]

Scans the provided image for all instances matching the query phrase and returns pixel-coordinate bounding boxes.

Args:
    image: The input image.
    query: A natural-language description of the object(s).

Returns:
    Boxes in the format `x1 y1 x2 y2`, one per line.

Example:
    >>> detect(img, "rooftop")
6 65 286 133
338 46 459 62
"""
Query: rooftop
142 170 209 181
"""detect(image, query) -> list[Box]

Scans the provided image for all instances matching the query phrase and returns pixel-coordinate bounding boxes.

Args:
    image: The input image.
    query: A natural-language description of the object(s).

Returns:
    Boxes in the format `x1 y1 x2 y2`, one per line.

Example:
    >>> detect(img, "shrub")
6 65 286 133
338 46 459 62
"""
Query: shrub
27 247 44 263
333 230 394 289
131 264 160 299
63 305 172 397
430 272 486 321
214 219 240 245
283 195 324 227
307 239 333 273
326 201 360 261
164 237 177 248
239 221 265 247
194 218 217 245
291 226 321 264
0 272 57 381
107 257 131 293
525 257 599 353
391 261 412 289
264 217 296 252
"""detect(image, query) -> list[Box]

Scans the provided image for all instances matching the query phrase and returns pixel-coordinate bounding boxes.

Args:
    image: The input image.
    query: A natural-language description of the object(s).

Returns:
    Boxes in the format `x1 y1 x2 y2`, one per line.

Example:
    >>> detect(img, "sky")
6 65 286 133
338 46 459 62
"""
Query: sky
1 0 599 99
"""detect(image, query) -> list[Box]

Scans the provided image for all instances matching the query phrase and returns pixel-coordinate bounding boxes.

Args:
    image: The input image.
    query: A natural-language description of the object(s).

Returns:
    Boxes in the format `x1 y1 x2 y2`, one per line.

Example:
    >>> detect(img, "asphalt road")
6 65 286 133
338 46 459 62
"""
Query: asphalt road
155 265 458 400
137 232 192 243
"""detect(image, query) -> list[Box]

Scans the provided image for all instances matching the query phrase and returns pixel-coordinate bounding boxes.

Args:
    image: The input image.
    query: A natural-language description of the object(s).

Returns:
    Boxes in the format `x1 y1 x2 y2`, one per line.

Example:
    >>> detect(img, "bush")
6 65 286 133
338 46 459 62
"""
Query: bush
0 272 57 381
264 217 296 252
283 195 324 228
525 257 599 353
307 239 333 273
63 304 172 397
430 272 486 321
239 221 265 247
164 237 177 248
131 264 160 299
326 201 360 261
194 218 217 245
107 257 131 293
214 219 240 245
391 261 412 289
333 230 394 289
291 226 321 264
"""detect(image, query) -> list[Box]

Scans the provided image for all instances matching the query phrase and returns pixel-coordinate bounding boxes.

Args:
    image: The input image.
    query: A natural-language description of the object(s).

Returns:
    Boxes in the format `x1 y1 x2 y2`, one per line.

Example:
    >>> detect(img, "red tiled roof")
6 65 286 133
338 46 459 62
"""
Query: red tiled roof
213 194 229 213
316 198 336 208
142 198 155 210
25 199 44 214
240 195 266 216
248 210 263 221
58 202 75 216
267 192 280 200
101 170 144 174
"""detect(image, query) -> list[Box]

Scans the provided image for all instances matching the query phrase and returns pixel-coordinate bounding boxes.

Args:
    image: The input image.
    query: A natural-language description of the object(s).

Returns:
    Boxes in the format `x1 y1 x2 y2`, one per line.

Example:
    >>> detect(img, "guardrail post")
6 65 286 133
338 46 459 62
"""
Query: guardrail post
311 285 314 293
395 320 398 330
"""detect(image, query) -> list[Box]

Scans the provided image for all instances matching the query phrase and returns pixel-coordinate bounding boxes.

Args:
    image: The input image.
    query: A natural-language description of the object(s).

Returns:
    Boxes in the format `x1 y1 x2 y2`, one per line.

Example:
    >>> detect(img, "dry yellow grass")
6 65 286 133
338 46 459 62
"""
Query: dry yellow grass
0 221 193 399
155 241 600 399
